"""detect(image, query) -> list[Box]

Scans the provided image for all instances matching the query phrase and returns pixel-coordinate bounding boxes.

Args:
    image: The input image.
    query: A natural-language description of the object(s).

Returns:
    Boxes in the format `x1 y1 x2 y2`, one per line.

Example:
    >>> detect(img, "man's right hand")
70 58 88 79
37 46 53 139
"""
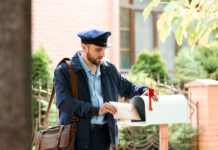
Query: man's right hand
99 102 117 116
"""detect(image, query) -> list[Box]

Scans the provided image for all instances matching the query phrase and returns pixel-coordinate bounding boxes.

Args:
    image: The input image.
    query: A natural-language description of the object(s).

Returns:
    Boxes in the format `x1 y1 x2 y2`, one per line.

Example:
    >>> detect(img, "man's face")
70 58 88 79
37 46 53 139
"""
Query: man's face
83 44 106 65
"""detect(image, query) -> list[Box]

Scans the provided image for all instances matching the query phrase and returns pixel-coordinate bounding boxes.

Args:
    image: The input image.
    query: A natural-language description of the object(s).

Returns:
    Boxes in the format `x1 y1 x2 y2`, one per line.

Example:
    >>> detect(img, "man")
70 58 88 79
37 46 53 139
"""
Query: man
54 29 158 150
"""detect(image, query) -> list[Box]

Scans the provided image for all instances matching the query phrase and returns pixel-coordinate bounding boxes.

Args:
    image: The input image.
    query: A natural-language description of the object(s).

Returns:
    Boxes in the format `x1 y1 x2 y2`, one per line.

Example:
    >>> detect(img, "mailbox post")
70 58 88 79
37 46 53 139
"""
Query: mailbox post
160 124 168 150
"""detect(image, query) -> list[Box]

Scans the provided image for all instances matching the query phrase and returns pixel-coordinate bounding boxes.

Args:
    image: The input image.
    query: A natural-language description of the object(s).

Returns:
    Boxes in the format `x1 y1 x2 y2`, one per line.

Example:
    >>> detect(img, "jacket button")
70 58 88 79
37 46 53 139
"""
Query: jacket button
85 145 88 148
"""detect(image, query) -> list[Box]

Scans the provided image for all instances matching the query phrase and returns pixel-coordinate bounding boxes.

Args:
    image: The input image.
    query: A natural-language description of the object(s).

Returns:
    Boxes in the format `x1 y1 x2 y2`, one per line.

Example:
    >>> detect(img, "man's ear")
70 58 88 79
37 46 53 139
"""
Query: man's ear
82 43 89 53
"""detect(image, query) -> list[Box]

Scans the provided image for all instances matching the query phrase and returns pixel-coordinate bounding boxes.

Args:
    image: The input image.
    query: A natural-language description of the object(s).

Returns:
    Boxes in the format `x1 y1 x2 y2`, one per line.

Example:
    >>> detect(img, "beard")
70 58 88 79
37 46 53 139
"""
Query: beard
87 51 103 66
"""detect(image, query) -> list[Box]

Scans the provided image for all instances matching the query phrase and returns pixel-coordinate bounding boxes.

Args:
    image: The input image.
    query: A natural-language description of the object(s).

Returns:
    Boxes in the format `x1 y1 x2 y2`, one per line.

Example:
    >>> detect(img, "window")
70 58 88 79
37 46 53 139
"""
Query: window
119 0 177 72
120 8 131 69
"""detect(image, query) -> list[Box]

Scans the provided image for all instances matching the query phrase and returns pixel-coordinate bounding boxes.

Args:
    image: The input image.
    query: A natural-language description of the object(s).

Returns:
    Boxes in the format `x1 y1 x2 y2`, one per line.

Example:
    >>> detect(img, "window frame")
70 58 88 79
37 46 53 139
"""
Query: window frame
119 1 179 71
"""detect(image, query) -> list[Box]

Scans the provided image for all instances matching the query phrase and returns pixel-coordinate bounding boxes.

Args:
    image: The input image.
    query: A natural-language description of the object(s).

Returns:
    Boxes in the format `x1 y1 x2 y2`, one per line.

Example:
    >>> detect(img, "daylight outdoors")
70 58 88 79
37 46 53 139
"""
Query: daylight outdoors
0 0 217 150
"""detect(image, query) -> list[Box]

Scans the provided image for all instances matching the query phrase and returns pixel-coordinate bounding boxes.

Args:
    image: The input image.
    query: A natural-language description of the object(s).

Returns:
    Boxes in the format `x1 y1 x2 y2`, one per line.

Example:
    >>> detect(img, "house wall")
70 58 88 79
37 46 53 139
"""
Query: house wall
31 0 120 70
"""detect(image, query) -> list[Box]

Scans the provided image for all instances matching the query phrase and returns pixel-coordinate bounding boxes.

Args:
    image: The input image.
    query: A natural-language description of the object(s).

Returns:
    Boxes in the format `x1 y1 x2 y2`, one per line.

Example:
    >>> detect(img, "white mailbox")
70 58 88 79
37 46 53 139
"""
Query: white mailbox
130 94 190 125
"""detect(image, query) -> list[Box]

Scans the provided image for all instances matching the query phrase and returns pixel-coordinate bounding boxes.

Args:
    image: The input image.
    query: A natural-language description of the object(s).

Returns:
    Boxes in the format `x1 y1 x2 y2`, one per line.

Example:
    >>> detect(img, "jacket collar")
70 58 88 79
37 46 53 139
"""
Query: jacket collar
71 51 109 72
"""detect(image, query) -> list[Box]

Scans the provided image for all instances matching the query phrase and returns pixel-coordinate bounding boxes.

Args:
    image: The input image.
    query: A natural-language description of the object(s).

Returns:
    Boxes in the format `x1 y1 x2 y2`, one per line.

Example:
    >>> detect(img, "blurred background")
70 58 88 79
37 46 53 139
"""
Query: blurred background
1 0 217 149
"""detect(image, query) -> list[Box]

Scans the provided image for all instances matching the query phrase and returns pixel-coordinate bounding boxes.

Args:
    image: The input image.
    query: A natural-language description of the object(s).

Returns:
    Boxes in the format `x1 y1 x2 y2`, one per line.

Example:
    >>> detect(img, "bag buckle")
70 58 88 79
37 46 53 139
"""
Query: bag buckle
71 117 79 125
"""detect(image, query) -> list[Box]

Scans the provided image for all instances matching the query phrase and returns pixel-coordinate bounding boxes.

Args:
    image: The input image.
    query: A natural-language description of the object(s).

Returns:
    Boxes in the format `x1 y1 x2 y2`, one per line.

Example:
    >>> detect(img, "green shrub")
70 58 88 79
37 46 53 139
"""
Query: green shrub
169 124 198 150
32 46 53 129
174 48 207 86
131 50 168 83
174 41 218 85
127 71 175 95
32 46 52 88
126 71 156 86
195 42 218 80
117 125 159 150
115 124 198 150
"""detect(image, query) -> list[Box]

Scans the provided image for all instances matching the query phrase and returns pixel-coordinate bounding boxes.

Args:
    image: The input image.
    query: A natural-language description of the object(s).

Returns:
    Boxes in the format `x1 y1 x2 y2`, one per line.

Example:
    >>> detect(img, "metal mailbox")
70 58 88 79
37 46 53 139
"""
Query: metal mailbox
130 94 190 125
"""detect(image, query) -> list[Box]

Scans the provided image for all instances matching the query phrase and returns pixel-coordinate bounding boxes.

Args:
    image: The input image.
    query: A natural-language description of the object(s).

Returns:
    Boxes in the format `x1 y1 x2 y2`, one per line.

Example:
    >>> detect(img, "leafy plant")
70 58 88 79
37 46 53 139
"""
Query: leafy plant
115 124 198 150
143 0 218 50
194 42 218 79
126 71 173 95
127 71 156 86
174 48 207 86
32 46 53 129
32 46 52 88
130 50 168 83
174 41 218 85
117 125 159 150
169 124 198 150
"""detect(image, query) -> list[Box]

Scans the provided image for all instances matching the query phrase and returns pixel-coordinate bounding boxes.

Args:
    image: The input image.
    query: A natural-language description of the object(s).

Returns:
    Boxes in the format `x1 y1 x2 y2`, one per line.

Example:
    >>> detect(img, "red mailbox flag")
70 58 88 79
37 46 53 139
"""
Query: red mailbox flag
149 88 154 111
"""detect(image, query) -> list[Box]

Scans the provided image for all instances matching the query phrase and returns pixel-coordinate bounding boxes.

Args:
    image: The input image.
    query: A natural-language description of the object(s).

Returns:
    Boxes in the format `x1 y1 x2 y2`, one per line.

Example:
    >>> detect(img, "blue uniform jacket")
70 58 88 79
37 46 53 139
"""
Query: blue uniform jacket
54 52 148 149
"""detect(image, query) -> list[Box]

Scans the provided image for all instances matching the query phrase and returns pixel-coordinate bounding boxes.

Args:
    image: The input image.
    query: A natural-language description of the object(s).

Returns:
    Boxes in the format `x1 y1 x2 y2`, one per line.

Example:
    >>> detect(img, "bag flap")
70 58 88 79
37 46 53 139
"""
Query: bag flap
59 125 71 148
39 125 71 149
34 131 42 146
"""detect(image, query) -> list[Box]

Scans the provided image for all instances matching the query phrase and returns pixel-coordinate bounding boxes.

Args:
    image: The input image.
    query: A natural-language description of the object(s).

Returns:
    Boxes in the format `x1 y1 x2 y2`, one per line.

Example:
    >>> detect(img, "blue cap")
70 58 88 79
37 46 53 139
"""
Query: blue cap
77 29 112 47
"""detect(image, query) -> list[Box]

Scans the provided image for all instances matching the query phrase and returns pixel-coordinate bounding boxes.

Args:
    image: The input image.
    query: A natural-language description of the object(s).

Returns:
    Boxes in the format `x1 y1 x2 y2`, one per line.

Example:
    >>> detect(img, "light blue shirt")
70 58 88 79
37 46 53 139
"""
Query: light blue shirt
78 53 106 124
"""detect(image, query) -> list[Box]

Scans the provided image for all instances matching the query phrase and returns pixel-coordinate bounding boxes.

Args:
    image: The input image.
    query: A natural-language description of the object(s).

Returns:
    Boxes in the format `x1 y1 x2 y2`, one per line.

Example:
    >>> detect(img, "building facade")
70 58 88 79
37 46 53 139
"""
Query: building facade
32 0 176 72
32 0 120 69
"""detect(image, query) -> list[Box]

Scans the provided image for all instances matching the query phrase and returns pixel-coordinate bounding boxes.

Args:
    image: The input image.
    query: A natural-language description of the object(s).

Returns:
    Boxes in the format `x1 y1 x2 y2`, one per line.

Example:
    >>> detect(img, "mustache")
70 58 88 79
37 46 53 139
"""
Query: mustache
97 57 103 59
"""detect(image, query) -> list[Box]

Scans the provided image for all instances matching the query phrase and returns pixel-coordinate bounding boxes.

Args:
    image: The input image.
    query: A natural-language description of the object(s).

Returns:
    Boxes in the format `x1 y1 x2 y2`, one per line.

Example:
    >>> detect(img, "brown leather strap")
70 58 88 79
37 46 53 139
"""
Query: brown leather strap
57 58 70 66
43 86 56 126
66 61 79 99
35 132 43 150
43 59 79 127
56 125 64 148
66 60 79 121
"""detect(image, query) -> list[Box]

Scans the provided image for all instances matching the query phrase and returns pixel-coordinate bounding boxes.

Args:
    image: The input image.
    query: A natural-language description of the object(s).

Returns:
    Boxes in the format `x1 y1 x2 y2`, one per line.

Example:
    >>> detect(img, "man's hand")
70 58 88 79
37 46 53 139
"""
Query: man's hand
99 102 118 116
142 89 159 102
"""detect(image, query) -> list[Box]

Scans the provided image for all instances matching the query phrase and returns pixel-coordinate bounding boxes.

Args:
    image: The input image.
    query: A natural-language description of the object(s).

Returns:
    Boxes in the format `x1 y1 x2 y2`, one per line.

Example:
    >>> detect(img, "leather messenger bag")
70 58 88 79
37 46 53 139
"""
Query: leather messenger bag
33 58 79 150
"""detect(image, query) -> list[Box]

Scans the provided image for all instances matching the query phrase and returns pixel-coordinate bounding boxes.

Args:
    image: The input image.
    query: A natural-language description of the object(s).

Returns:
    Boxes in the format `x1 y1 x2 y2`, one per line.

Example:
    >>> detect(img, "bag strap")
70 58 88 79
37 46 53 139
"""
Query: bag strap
43 58 79 127
66 61 79 99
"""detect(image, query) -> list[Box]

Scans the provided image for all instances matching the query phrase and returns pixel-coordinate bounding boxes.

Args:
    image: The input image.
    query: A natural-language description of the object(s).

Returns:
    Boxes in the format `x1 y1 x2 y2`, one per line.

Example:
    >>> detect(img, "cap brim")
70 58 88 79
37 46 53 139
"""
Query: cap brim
93 42 112 47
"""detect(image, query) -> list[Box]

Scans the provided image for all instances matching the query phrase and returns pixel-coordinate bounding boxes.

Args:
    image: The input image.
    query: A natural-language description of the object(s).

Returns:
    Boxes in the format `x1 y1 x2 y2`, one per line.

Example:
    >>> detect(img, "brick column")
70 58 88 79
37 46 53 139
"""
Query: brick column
185 79 218 149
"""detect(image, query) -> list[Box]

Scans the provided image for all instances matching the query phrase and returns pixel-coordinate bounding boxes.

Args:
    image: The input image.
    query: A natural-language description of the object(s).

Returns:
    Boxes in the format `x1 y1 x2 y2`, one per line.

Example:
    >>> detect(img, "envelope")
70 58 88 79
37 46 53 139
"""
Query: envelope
110 102 141 120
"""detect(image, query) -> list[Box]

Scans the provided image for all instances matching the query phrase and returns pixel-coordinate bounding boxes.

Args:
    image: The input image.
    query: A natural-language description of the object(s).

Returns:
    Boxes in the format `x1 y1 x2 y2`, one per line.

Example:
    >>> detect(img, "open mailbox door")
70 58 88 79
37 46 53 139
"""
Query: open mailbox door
129 94 190 125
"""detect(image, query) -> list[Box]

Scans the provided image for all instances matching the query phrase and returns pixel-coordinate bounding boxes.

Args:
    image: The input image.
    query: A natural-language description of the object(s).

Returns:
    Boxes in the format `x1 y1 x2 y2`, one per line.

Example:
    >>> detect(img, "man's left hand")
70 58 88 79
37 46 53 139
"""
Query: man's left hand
142 89 159 102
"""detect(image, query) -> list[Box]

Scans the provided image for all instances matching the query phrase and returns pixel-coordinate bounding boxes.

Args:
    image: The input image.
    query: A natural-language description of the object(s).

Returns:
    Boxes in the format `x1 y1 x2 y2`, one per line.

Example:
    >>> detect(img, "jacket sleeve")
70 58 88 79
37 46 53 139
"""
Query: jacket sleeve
109 64 148 99
54 65 99 118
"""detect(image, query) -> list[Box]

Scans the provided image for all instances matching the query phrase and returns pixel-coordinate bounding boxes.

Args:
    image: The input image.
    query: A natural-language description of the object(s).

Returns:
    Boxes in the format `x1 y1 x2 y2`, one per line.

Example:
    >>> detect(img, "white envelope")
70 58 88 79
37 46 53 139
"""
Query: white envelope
110 102 141 120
